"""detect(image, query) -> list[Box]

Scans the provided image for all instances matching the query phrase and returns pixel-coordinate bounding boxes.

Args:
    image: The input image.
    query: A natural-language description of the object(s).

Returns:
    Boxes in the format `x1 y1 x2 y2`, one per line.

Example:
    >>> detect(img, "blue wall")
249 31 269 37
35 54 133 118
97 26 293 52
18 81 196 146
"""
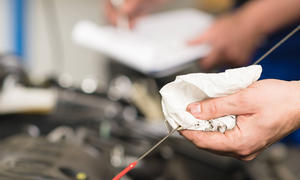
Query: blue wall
12 0 26 58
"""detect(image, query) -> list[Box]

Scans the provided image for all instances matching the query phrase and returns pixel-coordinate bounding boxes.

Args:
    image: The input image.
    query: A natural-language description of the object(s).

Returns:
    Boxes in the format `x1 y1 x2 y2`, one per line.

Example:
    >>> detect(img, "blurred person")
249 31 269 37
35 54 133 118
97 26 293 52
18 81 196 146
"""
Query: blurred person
188 0 300 69
105 0 300 73
105 0 300 161
105 0 167 28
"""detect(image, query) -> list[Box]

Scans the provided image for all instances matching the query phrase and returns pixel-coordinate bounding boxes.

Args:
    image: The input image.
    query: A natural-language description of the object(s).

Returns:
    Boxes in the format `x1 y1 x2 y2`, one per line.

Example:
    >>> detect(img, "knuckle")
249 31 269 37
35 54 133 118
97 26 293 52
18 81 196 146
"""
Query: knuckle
204 101 218 118
235 92 250 107
231 134 255 157
240 155 256 162
234 140 252 156
236 148 252 157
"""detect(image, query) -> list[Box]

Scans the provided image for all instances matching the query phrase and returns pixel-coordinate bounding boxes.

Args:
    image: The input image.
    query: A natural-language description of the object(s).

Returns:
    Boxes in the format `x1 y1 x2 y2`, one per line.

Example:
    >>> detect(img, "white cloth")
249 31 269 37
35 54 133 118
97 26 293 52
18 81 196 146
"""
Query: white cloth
160 65 262 133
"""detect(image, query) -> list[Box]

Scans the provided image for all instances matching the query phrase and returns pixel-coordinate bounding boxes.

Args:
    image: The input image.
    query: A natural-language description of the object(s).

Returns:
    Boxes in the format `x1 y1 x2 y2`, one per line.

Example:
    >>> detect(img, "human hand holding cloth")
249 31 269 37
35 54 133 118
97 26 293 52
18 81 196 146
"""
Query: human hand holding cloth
160 65 262 133
160 65 300 161
181 79 300 161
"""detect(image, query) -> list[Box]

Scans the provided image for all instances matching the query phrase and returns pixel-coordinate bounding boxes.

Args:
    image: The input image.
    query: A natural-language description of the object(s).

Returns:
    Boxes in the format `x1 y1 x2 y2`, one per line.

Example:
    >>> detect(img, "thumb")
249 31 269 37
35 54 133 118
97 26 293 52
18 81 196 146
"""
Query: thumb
186 93 251 120
120 0 140 15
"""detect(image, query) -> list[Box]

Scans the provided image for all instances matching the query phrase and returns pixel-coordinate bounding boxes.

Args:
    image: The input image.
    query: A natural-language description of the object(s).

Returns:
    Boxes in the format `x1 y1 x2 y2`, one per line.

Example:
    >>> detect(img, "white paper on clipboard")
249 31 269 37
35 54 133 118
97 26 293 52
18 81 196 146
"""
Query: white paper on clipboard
72 8 214 77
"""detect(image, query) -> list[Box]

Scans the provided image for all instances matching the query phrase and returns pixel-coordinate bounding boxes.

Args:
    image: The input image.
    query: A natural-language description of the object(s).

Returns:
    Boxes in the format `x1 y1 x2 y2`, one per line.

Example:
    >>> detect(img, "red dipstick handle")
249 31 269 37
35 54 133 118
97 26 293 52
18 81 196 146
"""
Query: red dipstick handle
112 126 181 180
112 161 138 180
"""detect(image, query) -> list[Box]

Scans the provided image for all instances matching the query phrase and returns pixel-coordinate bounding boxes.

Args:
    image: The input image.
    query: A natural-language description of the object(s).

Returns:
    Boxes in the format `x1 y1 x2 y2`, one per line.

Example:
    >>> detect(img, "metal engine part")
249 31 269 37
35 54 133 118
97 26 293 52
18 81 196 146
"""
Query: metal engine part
0 132 114 180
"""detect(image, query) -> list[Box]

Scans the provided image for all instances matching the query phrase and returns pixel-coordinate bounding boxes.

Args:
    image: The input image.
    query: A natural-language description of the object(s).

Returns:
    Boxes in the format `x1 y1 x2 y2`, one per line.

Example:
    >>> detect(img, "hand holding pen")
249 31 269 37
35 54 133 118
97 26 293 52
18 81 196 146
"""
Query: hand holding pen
105 0 167 29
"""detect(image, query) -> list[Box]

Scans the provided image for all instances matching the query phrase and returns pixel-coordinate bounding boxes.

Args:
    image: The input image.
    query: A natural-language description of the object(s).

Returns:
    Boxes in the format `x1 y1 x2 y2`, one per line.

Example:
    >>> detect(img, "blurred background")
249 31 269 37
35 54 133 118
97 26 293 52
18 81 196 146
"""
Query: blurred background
0 0 233 84
0 0 299 180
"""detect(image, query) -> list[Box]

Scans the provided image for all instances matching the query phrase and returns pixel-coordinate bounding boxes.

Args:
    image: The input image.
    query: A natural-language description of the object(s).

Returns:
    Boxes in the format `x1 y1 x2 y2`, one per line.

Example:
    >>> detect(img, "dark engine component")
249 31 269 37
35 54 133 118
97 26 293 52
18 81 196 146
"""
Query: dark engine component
0 54 28 89
0 133 114 180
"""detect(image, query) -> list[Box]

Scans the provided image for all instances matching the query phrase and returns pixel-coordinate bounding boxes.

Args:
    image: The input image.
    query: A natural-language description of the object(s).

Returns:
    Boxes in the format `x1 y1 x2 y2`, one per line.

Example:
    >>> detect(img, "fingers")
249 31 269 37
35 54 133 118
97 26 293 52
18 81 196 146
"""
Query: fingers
239 152 259 161
128 12 146 28
180 128 259 161
180 130 233 152
187 33 209 46
187 31 223 69
105 0 141 27
121 0 140 15
200 47 221 69
105 1 118 26
186 92 253 120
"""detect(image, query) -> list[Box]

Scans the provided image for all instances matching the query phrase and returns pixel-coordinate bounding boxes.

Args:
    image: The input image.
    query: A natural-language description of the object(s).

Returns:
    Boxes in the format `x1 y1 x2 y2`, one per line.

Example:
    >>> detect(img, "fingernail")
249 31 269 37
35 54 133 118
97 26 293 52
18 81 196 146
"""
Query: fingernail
189 103 201 115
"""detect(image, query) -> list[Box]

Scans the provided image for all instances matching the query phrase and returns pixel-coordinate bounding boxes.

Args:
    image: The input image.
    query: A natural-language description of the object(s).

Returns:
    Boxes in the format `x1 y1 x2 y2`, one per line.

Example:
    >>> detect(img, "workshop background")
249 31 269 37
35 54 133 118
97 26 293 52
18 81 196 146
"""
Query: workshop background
0 0 299 180
0 0 229 84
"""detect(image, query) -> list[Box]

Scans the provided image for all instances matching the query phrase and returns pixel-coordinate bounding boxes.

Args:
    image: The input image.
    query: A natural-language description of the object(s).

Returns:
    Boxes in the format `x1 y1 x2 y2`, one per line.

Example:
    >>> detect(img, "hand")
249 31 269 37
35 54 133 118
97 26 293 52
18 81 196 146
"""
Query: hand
180 79 300 161
188 14 264 69
105 0 166 28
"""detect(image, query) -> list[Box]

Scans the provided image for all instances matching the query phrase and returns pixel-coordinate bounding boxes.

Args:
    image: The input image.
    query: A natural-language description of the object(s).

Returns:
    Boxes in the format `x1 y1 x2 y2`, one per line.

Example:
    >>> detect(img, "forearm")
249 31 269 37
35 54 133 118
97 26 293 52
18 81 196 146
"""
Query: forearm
236 0 300 35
